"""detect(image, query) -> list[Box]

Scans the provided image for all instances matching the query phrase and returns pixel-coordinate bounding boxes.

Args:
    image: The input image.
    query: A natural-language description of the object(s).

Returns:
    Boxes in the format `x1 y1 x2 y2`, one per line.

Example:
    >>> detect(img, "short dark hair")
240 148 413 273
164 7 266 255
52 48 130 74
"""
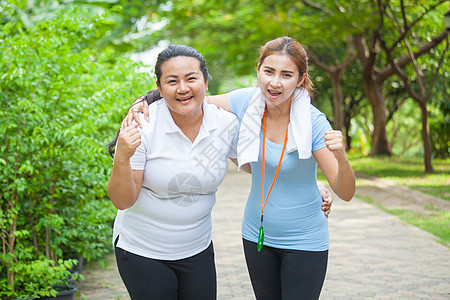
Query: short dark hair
155 44 210 85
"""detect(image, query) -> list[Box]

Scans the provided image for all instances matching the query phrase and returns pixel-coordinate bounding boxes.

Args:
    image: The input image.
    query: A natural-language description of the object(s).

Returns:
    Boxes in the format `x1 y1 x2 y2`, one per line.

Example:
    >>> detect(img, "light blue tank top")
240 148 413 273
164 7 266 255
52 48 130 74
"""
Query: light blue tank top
228 87 332 251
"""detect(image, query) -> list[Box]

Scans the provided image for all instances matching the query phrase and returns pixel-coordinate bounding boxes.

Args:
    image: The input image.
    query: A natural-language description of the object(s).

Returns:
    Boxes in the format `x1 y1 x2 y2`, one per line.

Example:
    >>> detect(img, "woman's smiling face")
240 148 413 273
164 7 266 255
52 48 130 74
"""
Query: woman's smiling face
158 56 208 116
257 54 305 108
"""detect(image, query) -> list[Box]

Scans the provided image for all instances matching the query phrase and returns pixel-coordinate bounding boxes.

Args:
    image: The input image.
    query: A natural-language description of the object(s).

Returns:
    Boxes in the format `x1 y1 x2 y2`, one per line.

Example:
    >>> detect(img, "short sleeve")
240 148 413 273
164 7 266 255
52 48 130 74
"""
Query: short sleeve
226 87 257 123
311 106 332 152
228 117 239 159
213 107 239 159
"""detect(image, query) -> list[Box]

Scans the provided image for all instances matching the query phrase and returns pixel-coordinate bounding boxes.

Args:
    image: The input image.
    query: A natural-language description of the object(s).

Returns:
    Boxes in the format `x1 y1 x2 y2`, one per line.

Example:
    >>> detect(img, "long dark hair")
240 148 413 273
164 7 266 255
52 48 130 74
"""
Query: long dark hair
107 45 210 158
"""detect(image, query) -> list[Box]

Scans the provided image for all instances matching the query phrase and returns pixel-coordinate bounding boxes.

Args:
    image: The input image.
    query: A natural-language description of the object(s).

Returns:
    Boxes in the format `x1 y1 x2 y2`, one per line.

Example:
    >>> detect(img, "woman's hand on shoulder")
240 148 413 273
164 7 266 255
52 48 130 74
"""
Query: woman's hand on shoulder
125 96 149 128
115 123 141 162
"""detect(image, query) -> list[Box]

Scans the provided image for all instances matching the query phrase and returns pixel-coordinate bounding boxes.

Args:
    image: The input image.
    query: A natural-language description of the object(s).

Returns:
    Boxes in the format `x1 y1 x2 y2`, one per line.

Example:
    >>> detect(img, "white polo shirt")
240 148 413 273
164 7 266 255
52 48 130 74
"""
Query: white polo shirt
113 100 239 260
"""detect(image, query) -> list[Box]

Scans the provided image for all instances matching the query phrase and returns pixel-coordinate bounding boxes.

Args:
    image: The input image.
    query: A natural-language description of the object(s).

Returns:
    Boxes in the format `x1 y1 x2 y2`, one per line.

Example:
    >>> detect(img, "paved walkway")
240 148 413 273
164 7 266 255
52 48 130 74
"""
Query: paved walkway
78 167 449 299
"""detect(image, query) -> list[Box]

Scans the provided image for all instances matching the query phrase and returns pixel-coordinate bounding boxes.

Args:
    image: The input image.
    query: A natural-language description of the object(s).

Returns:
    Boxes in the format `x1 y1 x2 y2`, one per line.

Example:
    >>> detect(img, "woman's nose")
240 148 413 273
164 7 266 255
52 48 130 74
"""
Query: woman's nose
270 77 281 87
178 81 189 93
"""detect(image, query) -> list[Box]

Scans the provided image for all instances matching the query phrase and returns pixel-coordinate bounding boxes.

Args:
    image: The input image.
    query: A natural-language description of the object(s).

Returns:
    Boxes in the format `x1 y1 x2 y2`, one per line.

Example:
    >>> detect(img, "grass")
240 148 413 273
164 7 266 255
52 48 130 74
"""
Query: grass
386 209 450 247
356 193 449 246
347 154 450 201
318 154 449 246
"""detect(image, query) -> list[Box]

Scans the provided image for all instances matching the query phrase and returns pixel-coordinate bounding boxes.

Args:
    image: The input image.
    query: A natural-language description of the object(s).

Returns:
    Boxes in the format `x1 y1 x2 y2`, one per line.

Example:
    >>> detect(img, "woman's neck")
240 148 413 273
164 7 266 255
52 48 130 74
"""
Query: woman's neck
265 98 291 120
169 107 204 143
263 99 291 144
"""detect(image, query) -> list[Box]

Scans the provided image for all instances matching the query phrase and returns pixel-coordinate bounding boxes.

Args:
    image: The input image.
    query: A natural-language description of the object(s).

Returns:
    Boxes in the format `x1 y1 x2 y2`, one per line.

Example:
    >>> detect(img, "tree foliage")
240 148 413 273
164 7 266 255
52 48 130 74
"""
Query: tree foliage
136 0 449 161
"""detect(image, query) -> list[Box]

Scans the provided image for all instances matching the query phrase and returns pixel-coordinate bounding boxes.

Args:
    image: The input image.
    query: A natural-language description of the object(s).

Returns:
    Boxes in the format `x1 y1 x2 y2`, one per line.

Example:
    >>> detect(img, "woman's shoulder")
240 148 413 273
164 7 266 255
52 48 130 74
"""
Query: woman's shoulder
203 102 239 144
148 99 169 120
135 100 163 133
309 104 332 134
309 104 327 121
205 101 239 125
227 87 258 117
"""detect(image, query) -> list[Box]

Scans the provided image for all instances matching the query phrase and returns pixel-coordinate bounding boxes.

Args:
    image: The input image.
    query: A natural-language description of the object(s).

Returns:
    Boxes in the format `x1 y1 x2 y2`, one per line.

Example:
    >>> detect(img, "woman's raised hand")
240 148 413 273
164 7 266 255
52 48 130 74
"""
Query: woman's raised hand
324 130 347 161
115 123 141 162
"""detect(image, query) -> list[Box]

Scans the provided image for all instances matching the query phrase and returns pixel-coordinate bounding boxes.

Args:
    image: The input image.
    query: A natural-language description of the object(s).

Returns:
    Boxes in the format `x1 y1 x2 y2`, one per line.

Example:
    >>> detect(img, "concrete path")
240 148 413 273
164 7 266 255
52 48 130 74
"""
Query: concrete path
79 167 449 299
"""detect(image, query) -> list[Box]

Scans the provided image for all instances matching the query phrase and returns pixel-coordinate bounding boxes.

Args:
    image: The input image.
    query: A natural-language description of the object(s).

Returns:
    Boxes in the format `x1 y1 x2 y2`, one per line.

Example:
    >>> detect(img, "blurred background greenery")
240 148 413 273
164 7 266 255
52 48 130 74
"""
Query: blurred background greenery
0 0 449 298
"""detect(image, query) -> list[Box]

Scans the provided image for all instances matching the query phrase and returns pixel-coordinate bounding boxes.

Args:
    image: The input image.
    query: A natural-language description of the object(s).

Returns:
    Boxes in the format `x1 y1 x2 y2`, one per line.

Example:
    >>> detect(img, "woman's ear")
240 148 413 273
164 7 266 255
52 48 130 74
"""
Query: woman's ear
205 80 209 92
296 73 307 88
157 82 163 96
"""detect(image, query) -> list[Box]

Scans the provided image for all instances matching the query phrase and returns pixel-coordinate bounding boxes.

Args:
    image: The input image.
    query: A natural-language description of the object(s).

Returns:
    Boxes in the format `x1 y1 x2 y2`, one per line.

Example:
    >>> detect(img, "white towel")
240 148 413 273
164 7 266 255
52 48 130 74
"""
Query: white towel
237 87 312 169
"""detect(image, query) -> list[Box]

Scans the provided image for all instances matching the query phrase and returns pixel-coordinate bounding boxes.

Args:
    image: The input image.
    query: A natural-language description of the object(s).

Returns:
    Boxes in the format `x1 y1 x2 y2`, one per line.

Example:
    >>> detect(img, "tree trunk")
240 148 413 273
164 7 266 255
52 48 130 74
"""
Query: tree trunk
307 36 355 138
353 33 392 156
362 73 392 155
331 75 344 131
8 270 15 292
419 102 434 173
344 112 352 150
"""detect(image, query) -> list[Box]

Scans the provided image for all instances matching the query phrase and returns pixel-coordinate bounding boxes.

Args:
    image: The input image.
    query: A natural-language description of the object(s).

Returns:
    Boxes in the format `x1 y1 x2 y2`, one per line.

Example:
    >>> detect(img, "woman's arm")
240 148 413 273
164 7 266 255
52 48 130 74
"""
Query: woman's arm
107 123 144 210
205 94 232 112
125 93 233 127
313 130 355 202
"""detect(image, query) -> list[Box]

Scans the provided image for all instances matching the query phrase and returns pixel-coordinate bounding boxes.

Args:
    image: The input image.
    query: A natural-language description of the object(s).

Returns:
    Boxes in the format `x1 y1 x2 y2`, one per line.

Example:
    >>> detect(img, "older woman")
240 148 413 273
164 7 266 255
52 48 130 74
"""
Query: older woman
107 45 239 299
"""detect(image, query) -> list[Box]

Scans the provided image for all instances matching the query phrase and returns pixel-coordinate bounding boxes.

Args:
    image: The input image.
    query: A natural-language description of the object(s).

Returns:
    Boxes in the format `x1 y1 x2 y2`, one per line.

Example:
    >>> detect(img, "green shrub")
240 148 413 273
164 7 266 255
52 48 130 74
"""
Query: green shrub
0 6 152 299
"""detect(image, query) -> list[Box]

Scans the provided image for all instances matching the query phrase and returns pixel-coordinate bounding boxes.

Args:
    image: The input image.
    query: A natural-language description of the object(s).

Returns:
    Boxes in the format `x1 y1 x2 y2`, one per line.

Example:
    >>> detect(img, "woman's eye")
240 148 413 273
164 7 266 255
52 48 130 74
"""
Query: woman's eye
283 74 292 78
168 80 177 84
188 77 197 81
264 70 272 74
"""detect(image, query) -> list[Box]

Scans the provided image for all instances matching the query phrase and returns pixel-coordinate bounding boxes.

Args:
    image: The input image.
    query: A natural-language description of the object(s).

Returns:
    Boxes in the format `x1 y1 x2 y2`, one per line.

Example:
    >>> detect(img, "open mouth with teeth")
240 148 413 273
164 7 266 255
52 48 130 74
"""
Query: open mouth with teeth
177 96 194 102
268 90 281 98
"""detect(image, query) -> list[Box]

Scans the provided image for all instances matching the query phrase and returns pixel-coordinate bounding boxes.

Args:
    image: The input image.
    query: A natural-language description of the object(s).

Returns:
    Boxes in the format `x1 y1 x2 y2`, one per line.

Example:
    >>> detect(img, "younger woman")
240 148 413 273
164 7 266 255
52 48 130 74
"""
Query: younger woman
220 37 355 299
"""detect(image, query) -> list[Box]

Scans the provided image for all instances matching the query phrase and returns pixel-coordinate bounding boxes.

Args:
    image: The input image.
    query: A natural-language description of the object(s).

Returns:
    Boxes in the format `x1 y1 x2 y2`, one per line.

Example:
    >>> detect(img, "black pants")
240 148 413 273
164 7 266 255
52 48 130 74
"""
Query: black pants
115 241 216 300
243 238 328 300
